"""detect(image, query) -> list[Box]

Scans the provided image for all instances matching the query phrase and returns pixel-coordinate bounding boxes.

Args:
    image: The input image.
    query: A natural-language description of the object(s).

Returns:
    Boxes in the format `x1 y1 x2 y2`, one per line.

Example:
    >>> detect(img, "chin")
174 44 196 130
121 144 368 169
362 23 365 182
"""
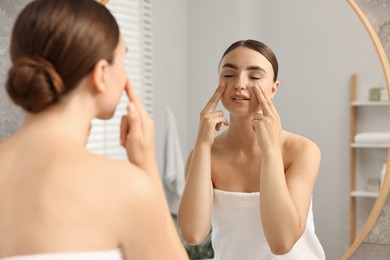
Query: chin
97 110 116 120
221 99 258 117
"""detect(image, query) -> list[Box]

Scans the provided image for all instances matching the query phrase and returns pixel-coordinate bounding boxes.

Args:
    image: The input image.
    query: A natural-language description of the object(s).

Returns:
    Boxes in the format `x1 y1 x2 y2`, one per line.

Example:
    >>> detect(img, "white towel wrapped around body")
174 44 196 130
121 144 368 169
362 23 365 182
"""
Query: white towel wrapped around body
211 189 325 260
0 250 123 260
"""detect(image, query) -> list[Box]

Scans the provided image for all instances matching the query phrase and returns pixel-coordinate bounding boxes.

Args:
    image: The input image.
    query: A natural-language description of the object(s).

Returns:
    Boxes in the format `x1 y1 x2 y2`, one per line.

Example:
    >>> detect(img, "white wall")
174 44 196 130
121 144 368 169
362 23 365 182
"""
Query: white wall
153 0 188 173
154 0 386 259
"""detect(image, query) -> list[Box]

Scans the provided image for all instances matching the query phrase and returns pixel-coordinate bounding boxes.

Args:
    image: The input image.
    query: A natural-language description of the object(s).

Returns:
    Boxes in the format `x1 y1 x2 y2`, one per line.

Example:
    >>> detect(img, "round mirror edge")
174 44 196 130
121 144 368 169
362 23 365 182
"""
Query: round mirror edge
343 0 390 259
96 0 110 5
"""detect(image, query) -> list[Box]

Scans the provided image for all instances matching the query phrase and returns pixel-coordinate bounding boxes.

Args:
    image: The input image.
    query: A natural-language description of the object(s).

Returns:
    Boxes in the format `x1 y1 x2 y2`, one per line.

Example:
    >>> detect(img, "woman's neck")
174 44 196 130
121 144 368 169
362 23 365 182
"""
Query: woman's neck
22 93 96 148
224 115 259 152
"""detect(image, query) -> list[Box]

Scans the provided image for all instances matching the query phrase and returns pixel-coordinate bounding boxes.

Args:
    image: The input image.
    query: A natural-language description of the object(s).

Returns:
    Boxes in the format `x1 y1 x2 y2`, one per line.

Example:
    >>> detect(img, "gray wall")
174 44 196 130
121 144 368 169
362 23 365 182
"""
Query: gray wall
153 0 188 173
0 0 28 141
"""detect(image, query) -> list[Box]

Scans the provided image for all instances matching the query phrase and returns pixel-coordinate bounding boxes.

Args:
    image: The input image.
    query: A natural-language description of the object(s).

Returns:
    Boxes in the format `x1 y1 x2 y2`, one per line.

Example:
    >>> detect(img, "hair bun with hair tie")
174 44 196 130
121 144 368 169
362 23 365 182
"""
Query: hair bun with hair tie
6 57 64 113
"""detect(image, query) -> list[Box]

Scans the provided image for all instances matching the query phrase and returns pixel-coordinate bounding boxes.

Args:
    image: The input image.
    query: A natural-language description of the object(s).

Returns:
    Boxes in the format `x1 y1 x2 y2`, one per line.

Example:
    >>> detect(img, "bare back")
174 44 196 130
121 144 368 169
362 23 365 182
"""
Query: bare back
0 130 140 256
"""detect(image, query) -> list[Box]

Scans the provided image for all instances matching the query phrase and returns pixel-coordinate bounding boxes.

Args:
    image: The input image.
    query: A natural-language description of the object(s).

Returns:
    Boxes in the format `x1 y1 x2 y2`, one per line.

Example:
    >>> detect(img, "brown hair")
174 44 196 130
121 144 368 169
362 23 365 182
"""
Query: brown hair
6 0 120 113
220 39 279 82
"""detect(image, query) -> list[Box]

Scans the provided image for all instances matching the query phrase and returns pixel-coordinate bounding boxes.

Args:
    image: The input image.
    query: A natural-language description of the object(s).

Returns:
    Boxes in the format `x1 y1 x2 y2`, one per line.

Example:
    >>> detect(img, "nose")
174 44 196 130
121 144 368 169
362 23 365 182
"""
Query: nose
233 77 247 91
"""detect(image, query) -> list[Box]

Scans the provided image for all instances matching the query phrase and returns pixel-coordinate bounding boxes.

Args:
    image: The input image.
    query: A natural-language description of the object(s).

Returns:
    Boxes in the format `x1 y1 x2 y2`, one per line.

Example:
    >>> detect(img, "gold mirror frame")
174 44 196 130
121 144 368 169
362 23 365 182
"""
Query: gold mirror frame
343 0 390 259
96 0 110 5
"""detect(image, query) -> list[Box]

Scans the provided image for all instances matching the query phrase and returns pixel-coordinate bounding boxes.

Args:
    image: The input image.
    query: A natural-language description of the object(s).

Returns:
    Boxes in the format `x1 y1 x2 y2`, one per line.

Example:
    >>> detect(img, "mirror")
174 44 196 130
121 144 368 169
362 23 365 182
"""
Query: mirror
184 1 387 259
342 0 390 259
0 0 389 259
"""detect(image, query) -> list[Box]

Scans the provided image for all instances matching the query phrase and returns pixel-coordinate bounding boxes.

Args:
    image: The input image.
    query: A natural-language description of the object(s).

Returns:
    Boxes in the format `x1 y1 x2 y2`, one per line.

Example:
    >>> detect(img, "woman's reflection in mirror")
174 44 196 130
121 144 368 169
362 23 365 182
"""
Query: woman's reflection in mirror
178 39 326 260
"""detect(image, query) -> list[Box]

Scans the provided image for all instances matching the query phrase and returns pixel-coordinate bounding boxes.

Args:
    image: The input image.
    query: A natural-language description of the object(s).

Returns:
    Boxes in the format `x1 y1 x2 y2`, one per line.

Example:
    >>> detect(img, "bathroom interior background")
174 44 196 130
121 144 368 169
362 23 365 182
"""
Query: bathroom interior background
153 1 386 260
0 1 387 260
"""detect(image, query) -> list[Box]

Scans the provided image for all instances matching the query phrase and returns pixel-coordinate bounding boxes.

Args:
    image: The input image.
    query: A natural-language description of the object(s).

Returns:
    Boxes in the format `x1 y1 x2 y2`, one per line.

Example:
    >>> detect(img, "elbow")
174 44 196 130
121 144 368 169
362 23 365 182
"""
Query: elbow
267 235 300 255
182 235 205 246
178 223 207 246
179 229 207 246
269 242 294 255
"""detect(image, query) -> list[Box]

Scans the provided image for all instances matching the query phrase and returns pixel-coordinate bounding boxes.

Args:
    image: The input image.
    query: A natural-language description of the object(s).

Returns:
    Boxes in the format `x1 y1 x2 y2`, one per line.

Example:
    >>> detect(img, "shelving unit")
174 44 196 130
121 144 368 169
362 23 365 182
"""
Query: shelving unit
349 74 389 245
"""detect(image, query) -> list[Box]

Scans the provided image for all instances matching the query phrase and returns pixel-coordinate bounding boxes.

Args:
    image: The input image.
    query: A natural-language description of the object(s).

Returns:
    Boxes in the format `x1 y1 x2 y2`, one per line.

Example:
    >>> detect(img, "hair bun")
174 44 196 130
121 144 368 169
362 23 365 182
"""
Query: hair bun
6 57 64 113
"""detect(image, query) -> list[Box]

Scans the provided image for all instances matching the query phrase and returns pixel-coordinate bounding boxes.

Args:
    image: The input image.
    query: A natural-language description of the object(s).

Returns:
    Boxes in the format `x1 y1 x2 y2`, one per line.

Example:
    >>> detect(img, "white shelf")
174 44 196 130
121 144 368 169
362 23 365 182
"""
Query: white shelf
351 190 379 198
351 101 389 106
351 142 389 148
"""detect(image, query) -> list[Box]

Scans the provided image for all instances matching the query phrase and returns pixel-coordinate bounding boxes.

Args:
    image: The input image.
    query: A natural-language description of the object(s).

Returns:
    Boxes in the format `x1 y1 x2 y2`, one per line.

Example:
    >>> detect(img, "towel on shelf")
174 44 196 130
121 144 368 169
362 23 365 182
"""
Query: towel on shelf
163 107 185 215
354 132 390 143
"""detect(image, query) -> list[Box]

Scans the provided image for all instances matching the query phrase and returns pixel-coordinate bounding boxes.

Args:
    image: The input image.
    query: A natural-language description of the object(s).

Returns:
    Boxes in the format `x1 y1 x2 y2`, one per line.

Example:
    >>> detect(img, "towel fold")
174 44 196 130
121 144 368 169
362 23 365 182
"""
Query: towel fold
354 132 390 143
162 107 185 215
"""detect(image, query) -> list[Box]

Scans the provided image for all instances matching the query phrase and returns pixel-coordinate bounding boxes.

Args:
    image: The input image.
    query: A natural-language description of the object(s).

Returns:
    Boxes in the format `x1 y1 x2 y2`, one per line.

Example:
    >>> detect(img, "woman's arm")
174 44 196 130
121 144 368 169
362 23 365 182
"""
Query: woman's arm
119 78 188 258
178 83 228 245
252 86 320 255
178 147 213 245
260 140 320 255
120 168 189 260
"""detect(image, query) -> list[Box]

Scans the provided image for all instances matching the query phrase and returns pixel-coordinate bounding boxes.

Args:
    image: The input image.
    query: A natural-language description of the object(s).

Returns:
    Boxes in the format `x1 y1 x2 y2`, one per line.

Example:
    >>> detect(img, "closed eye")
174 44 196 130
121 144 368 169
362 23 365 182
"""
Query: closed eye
224 74 234 78
250 77 261 80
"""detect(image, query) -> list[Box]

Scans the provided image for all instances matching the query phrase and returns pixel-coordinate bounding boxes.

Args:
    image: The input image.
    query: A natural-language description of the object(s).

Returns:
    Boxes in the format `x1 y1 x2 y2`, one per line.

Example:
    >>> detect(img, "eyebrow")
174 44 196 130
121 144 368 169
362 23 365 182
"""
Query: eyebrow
221 63 266 73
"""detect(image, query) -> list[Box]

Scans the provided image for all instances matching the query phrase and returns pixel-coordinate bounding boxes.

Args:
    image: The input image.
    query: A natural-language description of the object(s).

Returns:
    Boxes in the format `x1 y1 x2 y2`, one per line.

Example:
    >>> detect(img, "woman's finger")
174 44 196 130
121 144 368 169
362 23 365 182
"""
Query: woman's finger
125 78 149 120
120 115 128 147
203 83 227 113
125 102 143 144
253 85 271 117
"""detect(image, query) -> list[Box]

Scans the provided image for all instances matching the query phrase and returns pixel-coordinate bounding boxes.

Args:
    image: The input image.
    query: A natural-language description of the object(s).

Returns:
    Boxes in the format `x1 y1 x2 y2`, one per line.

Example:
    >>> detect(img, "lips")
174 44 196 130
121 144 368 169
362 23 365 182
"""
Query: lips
231 94 250 101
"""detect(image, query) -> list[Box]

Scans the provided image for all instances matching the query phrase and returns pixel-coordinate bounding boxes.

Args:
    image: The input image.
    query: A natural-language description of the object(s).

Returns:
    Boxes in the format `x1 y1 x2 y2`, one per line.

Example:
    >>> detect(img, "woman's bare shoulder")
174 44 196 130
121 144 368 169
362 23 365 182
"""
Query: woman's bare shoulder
282 130 320 157
84 152 154 194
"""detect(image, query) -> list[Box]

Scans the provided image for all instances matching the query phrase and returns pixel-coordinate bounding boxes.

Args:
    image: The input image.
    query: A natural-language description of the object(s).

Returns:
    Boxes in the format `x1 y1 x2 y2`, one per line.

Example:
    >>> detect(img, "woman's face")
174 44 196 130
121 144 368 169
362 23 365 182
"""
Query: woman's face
100 35 128 119
219 46 279 117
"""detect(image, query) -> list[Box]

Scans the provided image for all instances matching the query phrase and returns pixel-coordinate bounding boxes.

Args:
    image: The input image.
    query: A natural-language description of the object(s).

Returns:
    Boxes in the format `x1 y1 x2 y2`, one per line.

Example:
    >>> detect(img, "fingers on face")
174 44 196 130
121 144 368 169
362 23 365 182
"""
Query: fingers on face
124 78 151 121
204 83 227 113
252 85 275 116
120 115 128 146
125 78 136 101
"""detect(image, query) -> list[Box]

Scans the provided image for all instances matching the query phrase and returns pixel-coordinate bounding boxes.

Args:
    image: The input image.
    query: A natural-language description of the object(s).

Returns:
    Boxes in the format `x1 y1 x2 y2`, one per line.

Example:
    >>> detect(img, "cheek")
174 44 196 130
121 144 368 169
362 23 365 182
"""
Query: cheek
221 93 229 109
252 102 262 113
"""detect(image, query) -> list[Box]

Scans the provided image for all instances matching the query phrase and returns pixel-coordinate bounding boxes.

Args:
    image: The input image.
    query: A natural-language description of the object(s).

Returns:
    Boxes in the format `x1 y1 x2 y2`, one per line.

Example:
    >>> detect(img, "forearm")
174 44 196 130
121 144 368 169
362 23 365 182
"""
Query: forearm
144 153 161 184
178 144 213 244
260 148 301 253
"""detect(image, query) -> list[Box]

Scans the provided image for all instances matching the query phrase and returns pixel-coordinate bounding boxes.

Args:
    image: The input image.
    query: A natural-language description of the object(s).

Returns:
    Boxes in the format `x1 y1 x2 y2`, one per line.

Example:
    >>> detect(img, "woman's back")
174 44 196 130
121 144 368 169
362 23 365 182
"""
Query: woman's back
0 126 138 255
0 0 188 258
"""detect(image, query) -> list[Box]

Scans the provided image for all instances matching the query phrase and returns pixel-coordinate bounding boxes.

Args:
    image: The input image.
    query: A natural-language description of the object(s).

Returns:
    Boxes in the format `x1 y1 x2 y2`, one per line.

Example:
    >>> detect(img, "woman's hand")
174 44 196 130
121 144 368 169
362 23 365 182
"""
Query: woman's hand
251 85 282 152
196 83 229 148
120 78 156 171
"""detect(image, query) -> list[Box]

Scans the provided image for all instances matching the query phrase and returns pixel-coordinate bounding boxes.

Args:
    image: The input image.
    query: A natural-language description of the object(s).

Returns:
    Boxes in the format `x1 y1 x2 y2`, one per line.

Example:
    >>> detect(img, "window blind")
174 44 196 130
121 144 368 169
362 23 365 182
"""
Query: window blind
87 0 154 160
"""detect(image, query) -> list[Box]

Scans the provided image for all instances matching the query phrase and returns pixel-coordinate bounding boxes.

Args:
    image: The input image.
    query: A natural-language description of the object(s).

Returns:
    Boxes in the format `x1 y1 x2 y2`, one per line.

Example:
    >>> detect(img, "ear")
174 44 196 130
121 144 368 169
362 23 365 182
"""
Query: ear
270 80 280 99
90 59 109 93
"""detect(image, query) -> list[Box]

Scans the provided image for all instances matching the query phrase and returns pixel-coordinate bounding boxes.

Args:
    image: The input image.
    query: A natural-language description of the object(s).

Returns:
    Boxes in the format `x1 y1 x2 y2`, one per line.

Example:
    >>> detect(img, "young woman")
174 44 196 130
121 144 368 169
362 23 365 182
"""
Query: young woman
0 0 188 259
178 40 325 259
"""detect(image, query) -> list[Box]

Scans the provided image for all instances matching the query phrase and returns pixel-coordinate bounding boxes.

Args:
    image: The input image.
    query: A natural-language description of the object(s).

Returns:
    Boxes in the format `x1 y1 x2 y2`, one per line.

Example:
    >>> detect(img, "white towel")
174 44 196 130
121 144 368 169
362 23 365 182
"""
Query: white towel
0 250 123 260
354 132 390 143
212 189 326 259
163 107 185 215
